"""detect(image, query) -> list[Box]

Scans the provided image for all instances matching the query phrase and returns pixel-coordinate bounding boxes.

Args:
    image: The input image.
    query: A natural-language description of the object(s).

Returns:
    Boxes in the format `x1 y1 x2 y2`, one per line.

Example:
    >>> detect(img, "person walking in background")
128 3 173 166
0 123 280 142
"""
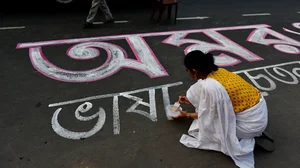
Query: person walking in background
84 0 114 28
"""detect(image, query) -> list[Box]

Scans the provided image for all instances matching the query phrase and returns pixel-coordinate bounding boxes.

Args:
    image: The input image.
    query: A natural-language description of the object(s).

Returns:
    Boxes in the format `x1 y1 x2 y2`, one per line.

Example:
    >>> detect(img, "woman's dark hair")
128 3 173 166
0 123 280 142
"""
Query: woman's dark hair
184 50 218 76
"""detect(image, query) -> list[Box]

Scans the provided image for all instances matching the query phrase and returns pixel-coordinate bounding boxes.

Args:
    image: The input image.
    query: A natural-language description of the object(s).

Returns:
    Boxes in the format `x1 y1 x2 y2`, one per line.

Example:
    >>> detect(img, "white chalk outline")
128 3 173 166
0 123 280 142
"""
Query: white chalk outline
283 28 300 36
233 61 299 74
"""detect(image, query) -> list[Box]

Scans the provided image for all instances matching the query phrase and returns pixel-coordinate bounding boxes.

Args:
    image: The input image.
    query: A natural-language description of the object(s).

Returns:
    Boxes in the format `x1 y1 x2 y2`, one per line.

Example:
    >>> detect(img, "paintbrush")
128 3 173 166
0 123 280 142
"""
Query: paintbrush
172 101 181 112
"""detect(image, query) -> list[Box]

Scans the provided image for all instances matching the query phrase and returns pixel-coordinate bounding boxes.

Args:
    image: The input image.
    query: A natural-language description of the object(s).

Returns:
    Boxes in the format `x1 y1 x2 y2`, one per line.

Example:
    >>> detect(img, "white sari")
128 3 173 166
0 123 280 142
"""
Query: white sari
180 78 268 168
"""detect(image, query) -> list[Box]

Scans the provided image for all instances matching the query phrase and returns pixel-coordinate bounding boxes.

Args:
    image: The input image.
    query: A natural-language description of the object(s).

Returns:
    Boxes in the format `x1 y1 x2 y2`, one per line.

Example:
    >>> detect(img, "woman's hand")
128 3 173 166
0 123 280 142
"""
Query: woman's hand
172 110 188 119
172 110 198 119
178 94 191 104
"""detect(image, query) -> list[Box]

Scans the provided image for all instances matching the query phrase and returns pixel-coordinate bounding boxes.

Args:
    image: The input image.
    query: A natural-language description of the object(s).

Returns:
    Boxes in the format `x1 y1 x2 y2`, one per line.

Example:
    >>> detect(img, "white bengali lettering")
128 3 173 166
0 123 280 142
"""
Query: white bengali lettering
48 61 300 140
236 61 300 95
49 82 182 140
122 89 157 122
243 71 277 91
264 67 298 84
51 102 106 140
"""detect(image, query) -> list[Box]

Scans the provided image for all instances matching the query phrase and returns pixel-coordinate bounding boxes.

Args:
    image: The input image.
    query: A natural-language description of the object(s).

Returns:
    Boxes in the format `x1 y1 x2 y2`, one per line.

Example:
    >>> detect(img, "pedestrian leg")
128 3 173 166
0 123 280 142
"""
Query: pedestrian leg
86 0 101 23
99 0 114 22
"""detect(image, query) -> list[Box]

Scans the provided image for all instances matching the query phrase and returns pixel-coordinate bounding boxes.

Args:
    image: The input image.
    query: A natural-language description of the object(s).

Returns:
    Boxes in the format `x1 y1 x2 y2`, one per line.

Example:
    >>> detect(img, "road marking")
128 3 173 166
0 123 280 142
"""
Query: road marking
94 20 129 24
0 26 25 30
242 13 271 16
177 16 209 20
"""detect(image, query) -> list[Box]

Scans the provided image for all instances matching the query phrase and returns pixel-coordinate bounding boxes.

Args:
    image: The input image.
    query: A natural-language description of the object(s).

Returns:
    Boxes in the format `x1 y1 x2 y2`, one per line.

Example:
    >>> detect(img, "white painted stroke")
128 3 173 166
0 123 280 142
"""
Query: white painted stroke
0 26 25 30
121 94 150 106
94 21 129 24
283 28 300 36
30 42 128 83
261 92 269 96
123 89 157 122
264 67 299 84
161 87 173 120
51 102 106 140
242 13 271 16
48 82 183 107
113 96 120 135
177 16 209 20
235 61 300 96
234 61 300 74
149 89 157 121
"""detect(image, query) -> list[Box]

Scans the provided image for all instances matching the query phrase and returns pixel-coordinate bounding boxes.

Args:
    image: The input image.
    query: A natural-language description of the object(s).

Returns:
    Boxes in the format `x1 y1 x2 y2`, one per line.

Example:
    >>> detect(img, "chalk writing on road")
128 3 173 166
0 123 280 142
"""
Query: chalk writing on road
49 82 183 140
283 23 300 37
234 61 300 96
17 23 300 83
48 61 300 140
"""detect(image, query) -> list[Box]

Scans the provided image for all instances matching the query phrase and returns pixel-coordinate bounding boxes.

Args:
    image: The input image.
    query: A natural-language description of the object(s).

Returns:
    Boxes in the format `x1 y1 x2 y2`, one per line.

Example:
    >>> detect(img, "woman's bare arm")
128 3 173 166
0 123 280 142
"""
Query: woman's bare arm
187 112 198 119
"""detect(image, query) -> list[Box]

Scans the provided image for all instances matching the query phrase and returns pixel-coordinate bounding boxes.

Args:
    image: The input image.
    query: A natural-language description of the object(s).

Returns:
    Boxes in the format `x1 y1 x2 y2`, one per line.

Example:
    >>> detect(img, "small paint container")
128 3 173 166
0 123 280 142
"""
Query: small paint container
166 102 182 117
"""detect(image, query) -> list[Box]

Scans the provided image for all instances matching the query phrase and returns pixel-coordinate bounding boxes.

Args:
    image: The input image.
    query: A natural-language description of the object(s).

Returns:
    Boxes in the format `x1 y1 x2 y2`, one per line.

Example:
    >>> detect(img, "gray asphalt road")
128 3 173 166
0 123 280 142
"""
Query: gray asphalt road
1 1 300 168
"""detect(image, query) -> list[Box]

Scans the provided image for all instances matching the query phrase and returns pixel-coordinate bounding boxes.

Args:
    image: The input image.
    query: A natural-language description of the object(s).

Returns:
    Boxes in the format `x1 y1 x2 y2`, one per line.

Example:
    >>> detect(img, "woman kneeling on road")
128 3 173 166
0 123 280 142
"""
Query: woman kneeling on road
174 50 274 168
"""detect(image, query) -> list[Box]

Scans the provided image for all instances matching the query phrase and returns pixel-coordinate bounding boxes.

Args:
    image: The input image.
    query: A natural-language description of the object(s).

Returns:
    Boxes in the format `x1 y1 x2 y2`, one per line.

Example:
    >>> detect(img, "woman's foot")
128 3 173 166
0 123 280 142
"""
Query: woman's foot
262 131 274 142
255 132 275 152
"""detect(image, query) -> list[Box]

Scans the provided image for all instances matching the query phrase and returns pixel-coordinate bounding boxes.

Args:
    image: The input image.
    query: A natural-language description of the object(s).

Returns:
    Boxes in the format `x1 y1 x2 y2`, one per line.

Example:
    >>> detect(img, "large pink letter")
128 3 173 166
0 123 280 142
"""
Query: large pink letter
163 29 263 66
247 26 300 54
29 40 168 83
